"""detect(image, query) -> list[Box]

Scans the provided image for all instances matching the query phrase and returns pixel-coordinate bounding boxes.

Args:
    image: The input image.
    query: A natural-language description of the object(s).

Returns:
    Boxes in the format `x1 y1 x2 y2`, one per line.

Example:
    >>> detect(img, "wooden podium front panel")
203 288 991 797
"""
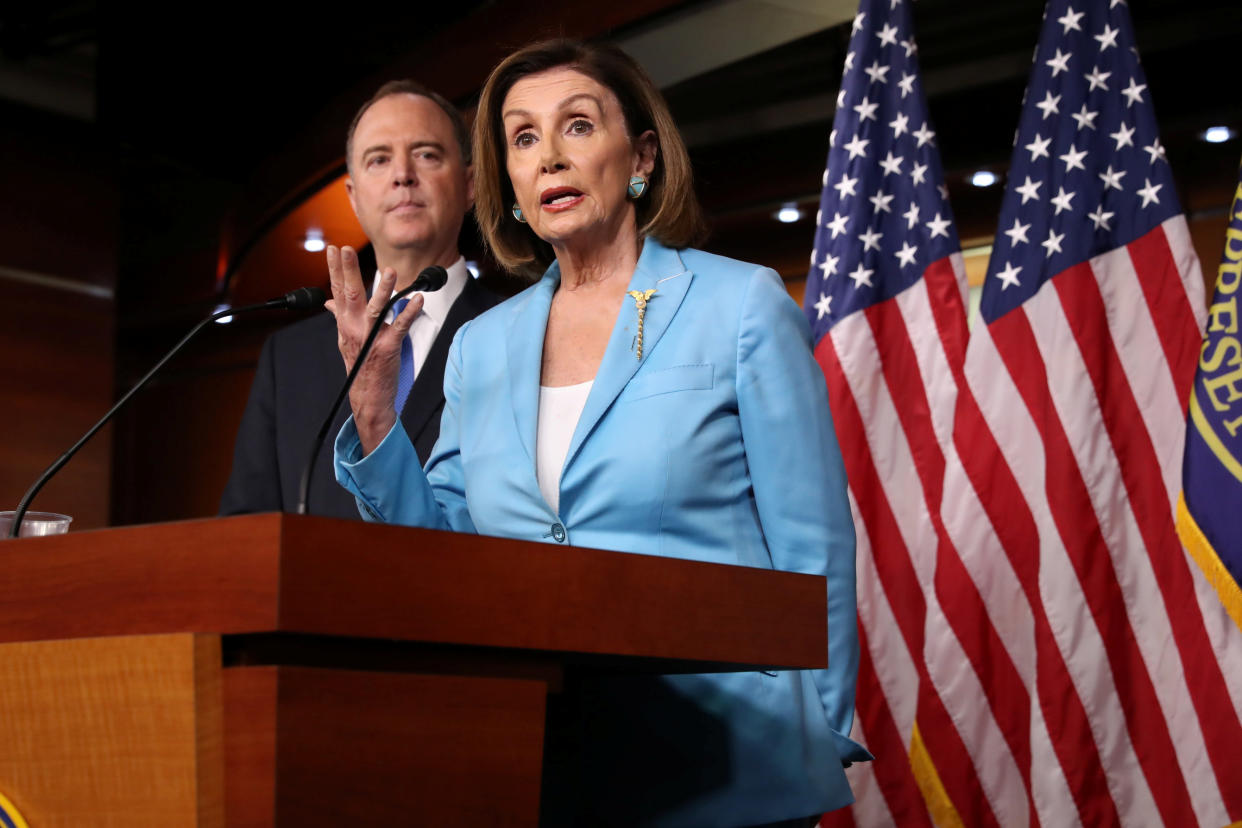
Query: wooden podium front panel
0 633 223 827
228 667 547 826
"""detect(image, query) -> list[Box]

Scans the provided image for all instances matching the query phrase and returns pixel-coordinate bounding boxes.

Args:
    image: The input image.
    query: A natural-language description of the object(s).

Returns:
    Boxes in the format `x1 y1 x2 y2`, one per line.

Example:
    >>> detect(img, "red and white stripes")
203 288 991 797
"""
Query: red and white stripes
818 216 1242 826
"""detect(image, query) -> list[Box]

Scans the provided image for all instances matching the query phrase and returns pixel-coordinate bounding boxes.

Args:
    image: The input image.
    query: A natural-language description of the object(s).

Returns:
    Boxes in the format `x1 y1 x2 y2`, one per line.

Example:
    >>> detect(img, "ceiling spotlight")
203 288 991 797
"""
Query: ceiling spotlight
213 303 234 325
970 170 997 188
1203 126 1236 144
776 203 803 223
303 229 326 252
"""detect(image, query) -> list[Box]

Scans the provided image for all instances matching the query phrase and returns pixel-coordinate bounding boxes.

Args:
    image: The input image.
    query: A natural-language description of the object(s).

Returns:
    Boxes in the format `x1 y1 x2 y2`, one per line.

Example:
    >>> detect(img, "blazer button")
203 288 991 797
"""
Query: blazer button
550 523 566 543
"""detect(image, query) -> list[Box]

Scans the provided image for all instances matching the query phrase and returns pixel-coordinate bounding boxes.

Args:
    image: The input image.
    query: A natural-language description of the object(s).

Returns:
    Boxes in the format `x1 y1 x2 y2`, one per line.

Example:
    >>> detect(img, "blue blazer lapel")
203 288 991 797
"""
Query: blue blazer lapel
565 240 693 465
506 266 560 465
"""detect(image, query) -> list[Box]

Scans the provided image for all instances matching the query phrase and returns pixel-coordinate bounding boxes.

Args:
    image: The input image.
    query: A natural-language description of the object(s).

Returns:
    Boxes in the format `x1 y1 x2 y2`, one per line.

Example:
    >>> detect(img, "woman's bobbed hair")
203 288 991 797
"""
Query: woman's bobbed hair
473 39 706 278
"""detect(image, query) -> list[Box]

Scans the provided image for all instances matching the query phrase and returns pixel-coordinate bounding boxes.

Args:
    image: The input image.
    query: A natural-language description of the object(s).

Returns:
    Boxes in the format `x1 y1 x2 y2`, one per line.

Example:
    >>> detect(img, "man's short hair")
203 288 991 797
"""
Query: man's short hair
345 80 472 171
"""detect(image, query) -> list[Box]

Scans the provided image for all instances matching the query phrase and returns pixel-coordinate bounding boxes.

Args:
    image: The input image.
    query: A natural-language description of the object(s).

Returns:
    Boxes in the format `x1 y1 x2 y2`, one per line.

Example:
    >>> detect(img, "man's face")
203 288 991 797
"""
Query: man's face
345 93 474 260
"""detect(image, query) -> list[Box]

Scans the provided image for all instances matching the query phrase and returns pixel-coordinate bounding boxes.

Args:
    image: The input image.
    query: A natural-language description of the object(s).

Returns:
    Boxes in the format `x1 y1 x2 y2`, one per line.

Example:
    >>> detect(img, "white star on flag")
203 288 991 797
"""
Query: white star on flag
1004 217 1032 246
864 60 890 84
1046 48 1072 76
1042 227 1066 257
834 174 859 199
1098 165 1126 190
1026 133 1052 160
1016 176 1043 203
1137 178 1162 206
895 241 919 267
858 226 883 251
844 135 869 159
1121 77 1146 106
1085 65 1111 91
813 293 833 319
826 212 850 237
1087 204 1114 230
1094 23 1120 51
1036 91 1061 119
1058 6 1084 33
996 260 1022 289
879 151 904 176
1071 104 1099 131
1060 145 1088 172
1110 121 1135 149
926 212 952 238
903 201 921 229
854 96 879 121
1051 186 1076 213
869 189 895 213
847 262 874 288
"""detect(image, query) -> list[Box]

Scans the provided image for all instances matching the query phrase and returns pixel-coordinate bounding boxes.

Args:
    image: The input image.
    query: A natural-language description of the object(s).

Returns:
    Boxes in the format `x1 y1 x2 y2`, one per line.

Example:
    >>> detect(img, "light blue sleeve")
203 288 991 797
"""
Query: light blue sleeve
734 266 872 764
333 326 477 534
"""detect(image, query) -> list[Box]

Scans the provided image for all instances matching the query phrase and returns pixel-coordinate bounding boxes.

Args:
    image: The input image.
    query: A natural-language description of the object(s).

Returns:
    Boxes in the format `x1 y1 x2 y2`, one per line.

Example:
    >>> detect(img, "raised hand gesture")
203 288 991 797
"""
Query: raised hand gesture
324 244 423 455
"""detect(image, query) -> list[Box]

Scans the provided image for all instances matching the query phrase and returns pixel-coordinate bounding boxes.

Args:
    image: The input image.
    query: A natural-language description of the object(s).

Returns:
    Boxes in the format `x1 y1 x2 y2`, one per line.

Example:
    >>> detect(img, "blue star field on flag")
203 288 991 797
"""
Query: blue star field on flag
805 0 960 339
980 0 1180 324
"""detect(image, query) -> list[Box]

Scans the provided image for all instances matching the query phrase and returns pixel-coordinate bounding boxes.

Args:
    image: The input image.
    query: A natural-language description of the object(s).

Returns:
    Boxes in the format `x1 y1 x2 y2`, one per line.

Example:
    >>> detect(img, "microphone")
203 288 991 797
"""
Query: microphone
274 286 327 310
7 287 325 538
296 266 447 515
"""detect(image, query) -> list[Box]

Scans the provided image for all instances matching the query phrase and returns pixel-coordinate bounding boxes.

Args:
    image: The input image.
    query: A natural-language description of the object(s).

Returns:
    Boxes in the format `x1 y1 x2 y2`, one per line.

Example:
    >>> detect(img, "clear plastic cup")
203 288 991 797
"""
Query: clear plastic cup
0 511 73 538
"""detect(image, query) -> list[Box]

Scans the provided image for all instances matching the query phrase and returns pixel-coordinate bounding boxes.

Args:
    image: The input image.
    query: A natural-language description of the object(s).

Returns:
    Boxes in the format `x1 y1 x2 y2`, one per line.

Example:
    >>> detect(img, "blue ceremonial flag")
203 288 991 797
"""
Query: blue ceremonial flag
1179 158 1242 632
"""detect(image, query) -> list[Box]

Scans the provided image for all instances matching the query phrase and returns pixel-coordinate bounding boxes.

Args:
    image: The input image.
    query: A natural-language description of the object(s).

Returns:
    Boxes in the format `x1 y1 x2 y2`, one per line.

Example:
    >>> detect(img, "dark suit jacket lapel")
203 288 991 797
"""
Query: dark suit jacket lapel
400 276 497 444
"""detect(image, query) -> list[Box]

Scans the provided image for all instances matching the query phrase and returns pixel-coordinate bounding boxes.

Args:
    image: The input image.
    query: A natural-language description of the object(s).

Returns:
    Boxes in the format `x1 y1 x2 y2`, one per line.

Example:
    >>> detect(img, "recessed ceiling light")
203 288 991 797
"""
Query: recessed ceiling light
303 229 326 252
775 203 803 223
971 170 997 188
1203 126 1235 144
213 303 233 324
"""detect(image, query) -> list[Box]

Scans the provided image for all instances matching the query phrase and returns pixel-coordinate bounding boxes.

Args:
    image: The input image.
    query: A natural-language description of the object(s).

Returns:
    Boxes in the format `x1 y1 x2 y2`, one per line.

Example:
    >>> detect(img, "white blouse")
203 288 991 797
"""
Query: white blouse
535 380 594 515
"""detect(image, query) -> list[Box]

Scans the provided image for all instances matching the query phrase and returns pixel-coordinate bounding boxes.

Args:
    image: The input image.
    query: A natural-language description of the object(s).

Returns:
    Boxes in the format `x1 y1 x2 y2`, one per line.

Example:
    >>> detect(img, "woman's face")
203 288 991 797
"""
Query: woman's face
502 67 655 252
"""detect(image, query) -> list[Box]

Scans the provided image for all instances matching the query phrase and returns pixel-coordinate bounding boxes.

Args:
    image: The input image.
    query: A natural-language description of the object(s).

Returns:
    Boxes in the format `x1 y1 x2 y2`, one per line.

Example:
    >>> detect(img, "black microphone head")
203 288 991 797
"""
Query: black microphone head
412 266 448 292
281 286 327 310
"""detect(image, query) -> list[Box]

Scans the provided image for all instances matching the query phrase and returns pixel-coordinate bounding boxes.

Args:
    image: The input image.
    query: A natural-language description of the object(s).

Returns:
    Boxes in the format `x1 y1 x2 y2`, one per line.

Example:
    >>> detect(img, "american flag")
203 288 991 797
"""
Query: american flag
803 0 979 824
949 0 1242 823
808 0 1242 825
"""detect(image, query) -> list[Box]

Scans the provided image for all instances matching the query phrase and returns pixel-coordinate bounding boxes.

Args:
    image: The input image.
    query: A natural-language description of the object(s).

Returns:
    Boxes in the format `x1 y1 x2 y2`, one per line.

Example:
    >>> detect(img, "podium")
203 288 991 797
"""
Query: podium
0 514 828 826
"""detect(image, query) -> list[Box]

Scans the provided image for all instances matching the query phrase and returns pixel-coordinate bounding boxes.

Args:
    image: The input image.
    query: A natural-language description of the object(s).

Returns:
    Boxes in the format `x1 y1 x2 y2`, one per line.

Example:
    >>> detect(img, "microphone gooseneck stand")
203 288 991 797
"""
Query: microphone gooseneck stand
7 288 325 538
295 266 448 515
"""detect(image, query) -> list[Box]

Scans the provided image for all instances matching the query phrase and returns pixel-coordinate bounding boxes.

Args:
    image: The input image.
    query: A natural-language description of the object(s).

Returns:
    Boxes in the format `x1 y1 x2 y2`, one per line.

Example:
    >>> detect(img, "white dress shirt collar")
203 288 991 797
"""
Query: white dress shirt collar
372 256 469 325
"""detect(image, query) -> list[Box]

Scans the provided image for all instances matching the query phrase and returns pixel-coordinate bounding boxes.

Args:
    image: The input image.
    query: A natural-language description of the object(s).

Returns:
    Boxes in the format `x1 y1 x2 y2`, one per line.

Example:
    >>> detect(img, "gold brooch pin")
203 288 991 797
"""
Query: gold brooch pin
627 289 657 360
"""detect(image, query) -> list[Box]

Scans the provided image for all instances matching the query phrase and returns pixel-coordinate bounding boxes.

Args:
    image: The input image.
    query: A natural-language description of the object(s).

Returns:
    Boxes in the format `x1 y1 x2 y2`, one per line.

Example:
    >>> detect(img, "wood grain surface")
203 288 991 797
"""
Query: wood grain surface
0 513 828 671
0 633 223 827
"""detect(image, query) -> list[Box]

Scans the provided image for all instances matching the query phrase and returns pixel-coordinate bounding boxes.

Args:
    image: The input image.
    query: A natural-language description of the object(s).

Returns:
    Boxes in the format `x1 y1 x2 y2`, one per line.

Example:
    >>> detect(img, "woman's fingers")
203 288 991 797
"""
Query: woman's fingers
368 267 398 321
340 246 365 304
391 293 424 337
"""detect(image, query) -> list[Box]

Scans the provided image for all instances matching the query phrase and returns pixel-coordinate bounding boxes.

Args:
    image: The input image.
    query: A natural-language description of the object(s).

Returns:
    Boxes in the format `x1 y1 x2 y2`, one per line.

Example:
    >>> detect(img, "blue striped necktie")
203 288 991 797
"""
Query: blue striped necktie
393 297 415 413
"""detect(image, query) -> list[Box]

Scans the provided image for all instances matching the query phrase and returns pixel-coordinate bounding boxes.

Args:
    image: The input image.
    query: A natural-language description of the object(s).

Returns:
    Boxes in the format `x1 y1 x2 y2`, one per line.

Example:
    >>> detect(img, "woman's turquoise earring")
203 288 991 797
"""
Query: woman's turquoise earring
512 202 526 223
627 175 649 199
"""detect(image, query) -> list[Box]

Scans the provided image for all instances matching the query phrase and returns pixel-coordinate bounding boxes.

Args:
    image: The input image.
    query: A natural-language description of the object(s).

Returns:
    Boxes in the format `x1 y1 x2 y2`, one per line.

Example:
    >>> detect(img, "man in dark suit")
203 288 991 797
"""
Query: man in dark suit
220 80 496 518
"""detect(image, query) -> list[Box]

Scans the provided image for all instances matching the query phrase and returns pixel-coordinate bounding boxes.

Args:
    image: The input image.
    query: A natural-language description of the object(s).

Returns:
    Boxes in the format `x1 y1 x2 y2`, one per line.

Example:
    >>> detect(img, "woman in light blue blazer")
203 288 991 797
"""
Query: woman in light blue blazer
326 39 869 828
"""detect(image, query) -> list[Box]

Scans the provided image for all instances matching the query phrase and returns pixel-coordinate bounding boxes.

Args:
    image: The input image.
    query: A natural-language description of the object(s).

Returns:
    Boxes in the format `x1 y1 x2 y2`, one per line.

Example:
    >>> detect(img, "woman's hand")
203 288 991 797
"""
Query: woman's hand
323 244 423 455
